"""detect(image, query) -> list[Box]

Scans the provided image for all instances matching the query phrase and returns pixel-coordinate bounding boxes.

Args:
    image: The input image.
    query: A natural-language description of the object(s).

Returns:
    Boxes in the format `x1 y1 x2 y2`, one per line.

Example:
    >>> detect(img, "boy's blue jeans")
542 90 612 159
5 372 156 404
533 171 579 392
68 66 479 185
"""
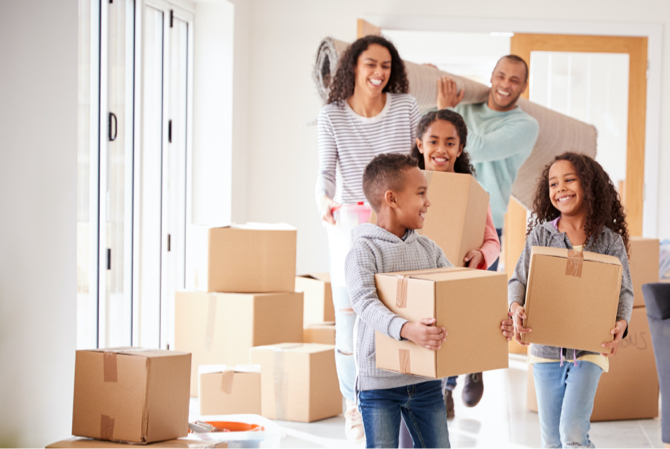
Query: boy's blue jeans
358 380 450 448
533 361 603 448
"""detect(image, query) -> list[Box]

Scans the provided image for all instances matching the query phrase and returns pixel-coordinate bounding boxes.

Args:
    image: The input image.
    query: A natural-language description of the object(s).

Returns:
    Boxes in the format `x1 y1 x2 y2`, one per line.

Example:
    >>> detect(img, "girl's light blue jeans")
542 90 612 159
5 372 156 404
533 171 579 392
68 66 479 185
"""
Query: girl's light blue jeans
533 360 603 448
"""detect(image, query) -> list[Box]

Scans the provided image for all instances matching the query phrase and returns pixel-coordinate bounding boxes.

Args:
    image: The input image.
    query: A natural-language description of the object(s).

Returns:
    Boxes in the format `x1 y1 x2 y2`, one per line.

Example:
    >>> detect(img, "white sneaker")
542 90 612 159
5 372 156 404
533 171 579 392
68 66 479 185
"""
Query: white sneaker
344 399 365 441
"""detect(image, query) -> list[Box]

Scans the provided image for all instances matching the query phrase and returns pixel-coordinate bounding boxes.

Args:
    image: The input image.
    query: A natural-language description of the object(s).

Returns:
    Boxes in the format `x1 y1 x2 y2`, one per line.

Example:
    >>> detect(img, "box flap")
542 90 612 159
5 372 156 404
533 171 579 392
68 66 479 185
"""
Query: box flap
199 364 261 374
83 348 190 358
376 267 499 283
531 246 621 266
297 273 331 282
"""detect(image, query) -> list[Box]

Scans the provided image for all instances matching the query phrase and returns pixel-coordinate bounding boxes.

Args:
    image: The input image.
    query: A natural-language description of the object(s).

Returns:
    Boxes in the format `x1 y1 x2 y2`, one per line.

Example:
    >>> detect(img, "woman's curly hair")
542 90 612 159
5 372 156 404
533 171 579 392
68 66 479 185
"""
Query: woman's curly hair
410 109 476 176
327 35 409 104
528 152 629 255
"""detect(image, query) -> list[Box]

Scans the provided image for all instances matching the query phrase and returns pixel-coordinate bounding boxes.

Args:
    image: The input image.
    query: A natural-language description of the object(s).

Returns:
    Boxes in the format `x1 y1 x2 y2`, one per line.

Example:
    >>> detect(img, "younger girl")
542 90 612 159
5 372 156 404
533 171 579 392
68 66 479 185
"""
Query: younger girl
509 152 633 447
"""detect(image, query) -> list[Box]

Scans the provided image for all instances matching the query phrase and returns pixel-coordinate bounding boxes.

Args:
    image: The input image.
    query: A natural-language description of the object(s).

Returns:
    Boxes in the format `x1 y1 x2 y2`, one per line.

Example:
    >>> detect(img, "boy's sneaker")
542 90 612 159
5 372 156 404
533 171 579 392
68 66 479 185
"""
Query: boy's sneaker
444 389 455 419
462 372 484 407
344 399 365 441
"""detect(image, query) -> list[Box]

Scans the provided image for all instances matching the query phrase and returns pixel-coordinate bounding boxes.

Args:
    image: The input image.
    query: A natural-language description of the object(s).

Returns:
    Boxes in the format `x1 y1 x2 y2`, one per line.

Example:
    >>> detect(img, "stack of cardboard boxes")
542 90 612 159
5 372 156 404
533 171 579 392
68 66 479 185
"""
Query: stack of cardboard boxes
297 273 336 345
527 237 660 421
175 224 341 422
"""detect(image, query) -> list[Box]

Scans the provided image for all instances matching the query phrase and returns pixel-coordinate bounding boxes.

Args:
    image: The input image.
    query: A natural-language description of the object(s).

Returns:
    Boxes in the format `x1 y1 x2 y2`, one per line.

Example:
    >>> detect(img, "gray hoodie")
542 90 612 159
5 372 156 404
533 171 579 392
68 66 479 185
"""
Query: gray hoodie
508 220 634 360
345 223 452 391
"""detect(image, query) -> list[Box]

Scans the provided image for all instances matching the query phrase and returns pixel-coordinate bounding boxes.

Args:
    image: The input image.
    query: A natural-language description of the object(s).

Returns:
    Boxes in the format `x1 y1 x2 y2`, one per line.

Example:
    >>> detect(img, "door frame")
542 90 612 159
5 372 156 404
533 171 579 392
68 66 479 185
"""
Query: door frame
362 15 662 238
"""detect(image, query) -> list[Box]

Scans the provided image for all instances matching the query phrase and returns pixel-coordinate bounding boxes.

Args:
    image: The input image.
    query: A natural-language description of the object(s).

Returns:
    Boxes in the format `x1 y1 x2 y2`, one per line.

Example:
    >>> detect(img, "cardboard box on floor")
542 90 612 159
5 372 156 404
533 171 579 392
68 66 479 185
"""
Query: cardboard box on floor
186 223 296 293
48 436 228 448
375 267 509 378
174 291 303 397
629 237 660 308
509 339 528 355
370 172 489 268
72 348 191 444
303 322 336 345
295 274 335 325
527 307 659 421
198 365 261 415
250 343 341 422
521 247 622 353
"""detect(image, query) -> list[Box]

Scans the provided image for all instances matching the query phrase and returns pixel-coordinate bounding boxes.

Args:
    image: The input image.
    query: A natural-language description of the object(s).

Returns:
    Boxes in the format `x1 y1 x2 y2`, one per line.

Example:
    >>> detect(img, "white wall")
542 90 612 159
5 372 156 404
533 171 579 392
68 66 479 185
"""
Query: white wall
0 0 78 446
234 0 670 274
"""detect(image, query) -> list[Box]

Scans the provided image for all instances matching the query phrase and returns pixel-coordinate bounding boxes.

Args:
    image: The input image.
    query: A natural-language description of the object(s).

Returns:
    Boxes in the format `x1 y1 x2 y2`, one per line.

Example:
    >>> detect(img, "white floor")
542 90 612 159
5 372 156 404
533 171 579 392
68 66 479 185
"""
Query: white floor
189 355 665 448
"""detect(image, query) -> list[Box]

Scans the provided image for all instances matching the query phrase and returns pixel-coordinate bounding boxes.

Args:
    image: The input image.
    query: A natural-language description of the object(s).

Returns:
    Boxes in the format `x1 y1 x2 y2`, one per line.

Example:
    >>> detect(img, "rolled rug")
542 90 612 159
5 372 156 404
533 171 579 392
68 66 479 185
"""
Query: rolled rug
313 37 597 211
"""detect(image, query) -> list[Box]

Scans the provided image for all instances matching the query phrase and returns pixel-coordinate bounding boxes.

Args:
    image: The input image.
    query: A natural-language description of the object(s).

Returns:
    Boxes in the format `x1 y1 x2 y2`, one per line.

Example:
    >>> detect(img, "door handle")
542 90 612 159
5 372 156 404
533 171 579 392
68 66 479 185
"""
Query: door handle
109 112 118 141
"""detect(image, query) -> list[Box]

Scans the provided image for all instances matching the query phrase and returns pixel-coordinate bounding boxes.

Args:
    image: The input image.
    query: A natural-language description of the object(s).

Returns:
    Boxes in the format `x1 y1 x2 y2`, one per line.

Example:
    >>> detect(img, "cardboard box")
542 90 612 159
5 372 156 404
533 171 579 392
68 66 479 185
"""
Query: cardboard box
174 291 303 397
48 436 228 448
72 348 191 444
374 267 509 378
303 322 336 345
629 237 660 308
521 247 622 353
295 273 335 325
509 338 528 355
527 307 659 421
250 343 342 422
186 223 296 293
198 365 261 415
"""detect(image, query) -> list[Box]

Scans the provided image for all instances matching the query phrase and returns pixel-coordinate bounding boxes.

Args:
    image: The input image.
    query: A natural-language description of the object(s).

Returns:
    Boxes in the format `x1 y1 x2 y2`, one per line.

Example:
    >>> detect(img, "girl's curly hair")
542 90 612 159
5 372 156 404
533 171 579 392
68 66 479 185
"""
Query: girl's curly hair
528 152 629 255
410 109 476 176
327 35 409 104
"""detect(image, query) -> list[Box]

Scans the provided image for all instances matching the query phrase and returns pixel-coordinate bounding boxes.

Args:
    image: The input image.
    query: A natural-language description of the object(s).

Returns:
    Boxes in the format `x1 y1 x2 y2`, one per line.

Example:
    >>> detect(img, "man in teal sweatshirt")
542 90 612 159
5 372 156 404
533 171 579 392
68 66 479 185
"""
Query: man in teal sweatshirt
436 54 539 410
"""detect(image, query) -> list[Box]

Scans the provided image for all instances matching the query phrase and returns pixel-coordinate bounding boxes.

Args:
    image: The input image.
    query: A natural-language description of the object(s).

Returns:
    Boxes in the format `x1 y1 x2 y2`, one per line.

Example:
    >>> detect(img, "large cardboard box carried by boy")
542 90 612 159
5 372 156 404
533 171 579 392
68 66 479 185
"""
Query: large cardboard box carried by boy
374 267 509 378
186 223 296 293
527 307 659 421
628 237 660 308
72 348 191 444
198 365 261 415
174 291 303 397
520 247 622 353
295 273 335 325
250 343 341 423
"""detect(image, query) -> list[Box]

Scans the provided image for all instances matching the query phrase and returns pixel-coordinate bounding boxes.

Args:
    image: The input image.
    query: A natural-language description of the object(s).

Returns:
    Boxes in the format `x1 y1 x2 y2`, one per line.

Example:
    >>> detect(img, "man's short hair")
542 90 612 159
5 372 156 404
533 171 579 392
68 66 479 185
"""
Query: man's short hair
363 153 419 212
496 55 529 83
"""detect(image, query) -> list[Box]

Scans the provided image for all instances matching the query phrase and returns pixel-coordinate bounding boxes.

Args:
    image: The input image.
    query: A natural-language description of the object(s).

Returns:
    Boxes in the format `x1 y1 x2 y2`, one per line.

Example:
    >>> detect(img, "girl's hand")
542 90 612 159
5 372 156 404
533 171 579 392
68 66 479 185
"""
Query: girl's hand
601 319 627 357
464 249 484 269
436 76 464 109
510 302 532 346
501 312 514 342
400 318 447 351
319 195 339 225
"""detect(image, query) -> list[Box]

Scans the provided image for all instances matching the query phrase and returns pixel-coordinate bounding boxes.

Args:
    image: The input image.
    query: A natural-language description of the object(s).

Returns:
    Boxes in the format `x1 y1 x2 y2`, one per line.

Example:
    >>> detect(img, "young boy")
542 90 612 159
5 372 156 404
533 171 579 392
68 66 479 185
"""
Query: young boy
345 153 514 448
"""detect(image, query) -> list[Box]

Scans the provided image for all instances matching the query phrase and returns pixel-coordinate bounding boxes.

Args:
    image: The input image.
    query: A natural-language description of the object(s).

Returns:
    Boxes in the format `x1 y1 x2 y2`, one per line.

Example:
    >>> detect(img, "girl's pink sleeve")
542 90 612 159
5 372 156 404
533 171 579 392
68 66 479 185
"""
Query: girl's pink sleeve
479 204 501 270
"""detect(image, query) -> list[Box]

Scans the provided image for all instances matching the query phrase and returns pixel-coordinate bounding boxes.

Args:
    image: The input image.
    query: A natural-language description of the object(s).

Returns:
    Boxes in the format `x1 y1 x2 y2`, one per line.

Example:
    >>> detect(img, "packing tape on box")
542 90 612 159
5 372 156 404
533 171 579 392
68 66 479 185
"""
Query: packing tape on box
204 294 217 353
103 351 117 382
100 414 115 440
399 349 411 374
269 344 303 421
566 249 584 277
221 369 235 394
394 268 455 308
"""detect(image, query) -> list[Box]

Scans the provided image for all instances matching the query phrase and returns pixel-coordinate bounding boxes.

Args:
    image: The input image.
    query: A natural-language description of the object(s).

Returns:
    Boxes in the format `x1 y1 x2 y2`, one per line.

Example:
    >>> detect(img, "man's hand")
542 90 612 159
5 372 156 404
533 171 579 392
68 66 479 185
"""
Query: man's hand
319 195 339 225
464 249 484 269
501 312 514 342
400 318 447 350
510 302 532 346
437 76 464 109
601 319 627 357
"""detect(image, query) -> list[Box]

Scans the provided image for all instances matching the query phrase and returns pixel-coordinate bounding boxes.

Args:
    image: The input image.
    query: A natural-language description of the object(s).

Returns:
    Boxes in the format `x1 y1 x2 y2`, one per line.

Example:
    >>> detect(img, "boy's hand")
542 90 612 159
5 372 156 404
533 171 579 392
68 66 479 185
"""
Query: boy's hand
319 195 339 225
400 318 447 351
510 302 532 346
437 76 464 109
601 319 627 357
501 312 514 342
464 249 484 269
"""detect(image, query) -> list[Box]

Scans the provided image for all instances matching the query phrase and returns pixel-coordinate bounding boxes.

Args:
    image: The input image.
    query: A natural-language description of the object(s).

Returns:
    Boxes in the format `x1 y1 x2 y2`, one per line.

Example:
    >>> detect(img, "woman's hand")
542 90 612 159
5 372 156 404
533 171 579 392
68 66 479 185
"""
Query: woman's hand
601 319 627 357
464 249 484 269
501 312 514 342
319 195 339 225
437 76 464 109
510 302 532 346
400 318 447 350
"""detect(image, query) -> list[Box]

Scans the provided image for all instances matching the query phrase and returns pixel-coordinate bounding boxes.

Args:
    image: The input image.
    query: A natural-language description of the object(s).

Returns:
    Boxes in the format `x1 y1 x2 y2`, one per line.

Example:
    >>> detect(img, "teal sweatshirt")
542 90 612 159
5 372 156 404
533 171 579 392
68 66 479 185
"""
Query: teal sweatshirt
453 103 539 228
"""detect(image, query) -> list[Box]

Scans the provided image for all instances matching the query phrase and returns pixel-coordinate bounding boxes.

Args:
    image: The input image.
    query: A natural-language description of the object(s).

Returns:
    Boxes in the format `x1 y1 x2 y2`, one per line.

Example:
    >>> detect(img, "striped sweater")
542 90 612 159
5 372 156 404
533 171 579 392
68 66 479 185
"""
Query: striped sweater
315 93 421 205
